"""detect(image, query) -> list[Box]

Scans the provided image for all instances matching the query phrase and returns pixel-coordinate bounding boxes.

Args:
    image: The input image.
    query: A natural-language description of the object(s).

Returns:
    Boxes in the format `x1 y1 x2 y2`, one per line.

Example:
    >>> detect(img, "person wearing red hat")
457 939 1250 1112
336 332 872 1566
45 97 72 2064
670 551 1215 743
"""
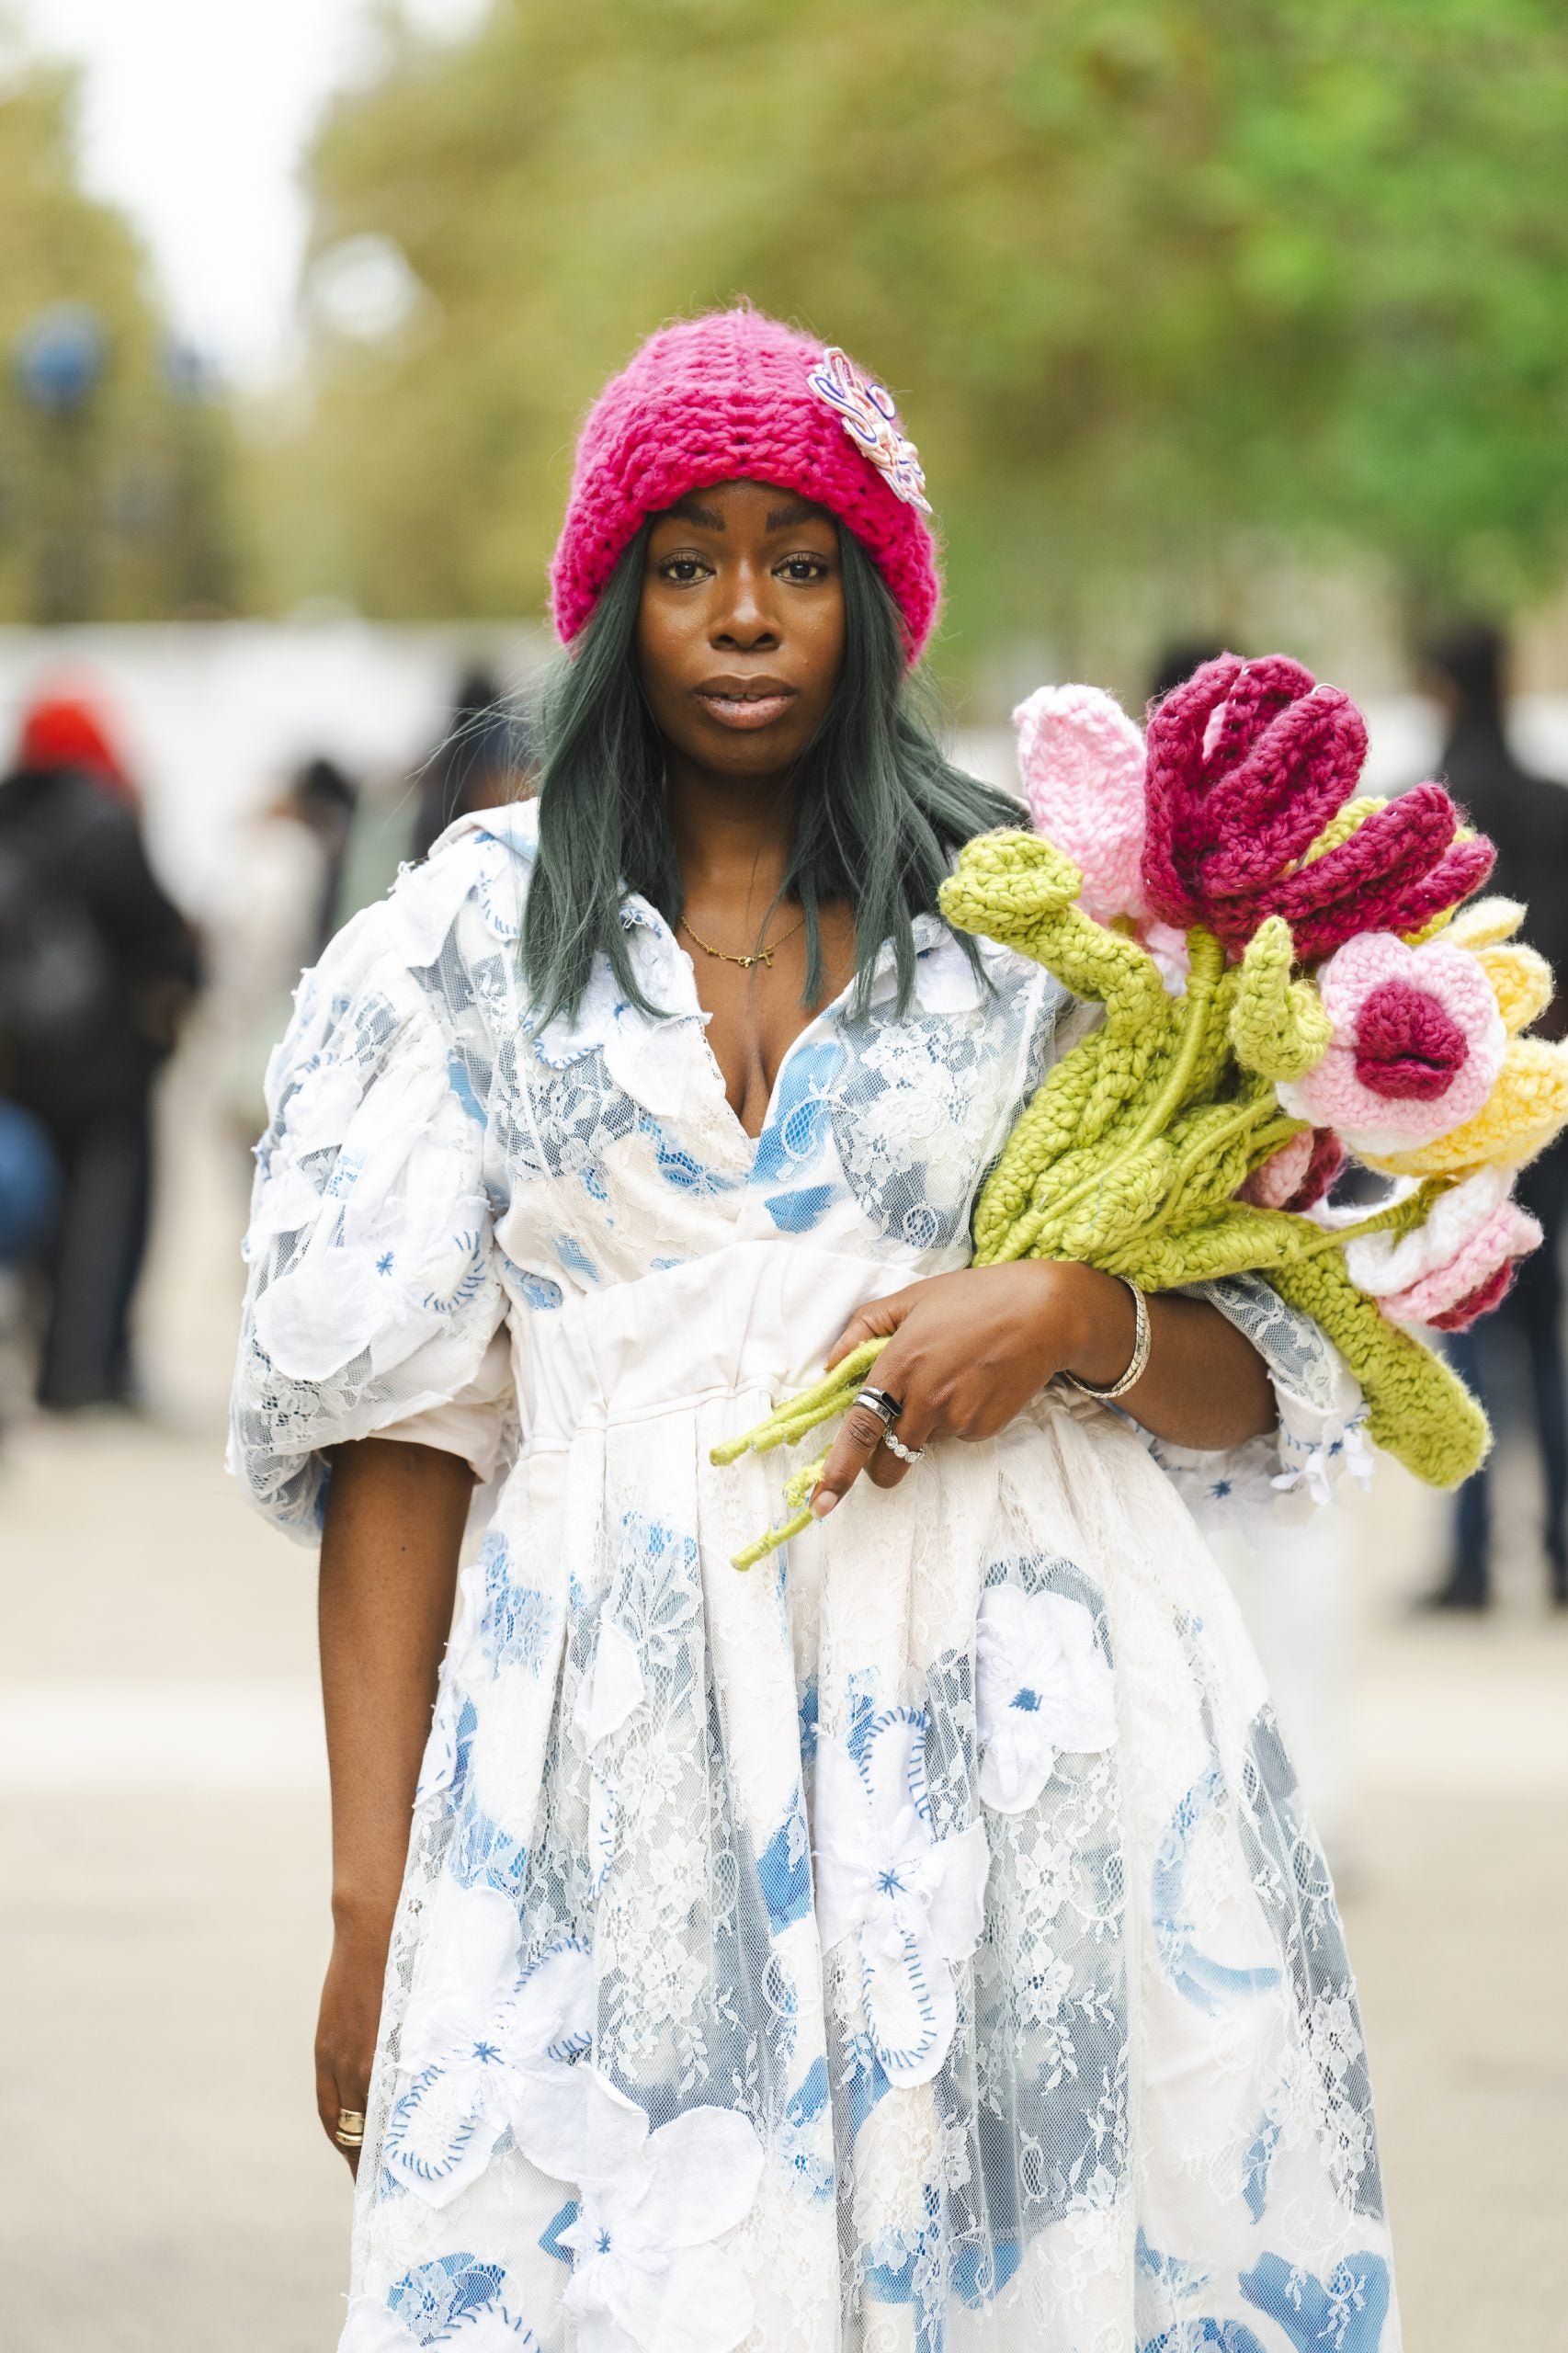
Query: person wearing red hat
0 690 198 1406
14 686 140 806
233 313 1396 2348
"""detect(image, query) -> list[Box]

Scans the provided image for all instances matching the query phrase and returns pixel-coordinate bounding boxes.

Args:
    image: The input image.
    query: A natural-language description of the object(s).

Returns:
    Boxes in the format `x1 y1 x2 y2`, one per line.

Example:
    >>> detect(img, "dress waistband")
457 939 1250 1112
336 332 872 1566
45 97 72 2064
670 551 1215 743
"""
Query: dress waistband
507 1240 910 1445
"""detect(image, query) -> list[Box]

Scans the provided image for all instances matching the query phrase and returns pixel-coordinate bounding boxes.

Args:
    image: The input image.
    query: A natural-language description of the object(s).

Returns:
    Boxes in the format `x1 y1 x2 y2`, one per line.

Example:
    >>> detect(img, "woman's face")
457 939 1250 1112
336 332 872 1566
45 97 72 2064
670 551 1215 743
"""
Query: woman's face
636 479 845 780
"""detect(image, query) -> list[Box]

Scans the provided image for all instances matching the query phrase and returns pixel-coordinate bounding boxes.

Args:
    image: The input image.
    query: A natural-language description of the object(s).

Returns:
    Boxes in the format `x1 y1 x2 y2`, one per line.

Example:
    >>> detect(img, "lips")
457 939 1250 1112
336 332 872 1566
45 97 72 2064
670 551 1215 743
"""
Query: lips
695 677 796 732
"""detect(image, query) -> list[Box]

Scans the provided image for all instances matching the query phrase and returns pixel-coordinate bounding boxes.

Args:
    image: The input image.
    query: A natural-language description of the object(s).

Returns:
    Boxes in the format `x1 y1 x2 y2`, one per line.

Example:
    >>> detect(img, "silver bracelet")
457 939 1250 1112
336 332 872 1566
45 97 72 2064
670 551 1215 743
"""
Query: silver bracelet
1063 1276 1151 1403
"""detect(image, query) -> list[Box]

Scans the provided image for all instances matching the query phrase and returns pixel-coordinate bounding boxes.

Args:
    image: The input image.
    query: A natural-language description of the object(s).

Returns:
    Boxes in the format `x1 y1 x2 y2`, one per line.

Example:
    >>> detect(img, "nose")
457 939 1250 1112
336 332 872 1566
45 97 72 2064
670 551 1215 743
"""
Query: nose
712 560 778 651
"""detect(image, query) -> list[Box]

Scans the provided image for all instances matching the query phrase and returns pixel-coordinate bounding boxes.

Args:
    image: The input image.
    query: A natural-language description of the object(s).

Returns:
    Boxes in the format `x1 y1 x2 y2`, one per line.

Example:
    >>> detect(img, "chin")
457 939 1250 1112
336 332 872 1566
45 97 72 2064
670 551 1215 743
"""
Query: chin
690 723 812 775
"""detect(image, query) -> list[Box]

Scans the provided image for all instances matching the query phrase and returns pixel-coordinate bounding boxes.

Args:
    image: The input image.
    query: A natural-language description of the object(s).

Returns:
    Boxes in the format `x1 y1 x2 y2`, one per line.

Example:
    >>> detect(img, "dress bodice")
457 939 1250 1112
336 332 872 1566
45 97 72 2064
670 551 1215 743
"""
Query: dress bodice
422 801 1066 1303
233 799 1360 1542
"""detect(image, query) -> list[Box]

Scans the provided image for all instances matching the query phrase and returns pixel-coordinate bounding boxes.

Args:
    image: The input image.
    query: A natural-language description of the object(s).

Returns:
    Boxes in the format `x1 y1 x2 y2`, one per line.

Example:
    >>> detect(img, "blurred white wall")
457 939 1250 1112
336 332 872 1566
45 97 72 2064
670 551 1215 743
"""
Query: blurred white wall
0 620 551 912
4 622 1567 918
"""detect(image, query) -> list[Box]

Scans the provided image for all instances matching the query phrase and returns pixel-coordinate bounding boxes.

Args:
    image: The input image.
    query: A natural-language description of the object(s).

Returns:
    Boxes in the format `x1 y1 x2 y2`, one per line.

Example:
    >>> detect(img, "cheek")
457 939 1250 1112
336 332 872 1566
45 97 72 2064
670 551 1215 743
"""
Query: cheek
797 597 846 706
635 604 692 716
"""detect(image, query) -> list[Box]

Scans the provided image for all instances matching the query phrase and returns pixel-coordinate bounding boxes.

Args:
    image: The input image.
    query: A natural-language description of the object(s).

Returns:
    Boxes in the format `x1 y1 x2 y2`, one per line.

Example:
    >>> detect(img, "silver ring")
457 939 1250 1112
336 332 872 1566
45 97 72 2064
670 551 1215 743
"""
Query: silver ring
881 1430 924 1464
854 1386 903 1427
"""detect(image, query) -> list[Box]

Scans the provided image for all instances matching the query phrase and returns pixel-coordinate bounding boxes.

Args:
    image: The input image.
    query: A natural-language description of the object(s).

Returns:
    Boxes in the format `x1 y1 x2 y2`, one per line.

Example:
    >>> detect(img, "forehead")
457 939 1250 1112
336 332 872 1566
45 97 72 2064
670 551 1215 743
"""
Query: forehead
653 481 835 533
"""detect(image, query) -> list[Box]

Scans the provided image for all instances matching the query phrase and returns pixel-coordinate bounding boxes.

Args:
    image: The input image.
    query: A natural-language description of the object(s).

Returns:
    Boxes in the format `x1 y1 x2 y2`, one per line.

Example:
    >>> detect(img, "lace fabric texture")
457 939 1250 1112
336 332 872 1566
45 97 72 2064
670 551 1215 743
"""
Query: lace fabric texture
232 804 1395 2353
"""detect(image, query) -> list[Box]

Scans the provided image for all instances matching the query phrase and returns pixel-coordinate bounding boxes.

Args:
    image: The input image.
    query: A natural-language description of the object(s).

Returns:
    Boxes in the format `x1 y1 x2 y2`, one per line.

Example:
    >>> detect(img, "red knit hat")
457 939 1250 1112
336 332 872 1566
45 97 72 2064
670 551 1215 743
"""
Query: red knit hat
550 309 941 662
15 688 138 803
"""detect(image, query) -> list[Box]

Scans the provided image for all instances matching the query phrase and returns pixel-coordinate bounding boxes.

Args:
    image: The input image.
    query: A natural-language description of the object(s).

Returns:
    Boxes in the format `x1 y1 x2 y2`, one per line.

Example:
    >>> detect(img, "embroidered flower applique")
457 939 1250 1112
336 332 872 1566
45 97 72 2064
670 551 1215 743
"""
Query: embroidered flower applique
382 1884 593 2207
516 2063 765 2353
805 347 933 514
812 1707 989 2086
339 2252 540 2349
973 1586 1118 1813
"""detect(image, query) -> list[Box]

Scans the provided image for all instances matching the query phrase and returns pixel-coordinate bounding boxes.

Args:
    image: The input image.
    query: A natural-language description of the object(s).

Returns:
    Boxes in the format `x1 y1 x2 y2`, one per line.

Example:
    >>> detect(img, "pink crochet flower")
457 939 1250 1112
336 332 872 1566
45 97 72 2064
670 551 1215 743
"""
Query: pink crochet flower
1239 1127 1345 1213
1012 685 1148 926
1346 1166 1541 1333
1142 654 1494 961
1277 934 1506 1155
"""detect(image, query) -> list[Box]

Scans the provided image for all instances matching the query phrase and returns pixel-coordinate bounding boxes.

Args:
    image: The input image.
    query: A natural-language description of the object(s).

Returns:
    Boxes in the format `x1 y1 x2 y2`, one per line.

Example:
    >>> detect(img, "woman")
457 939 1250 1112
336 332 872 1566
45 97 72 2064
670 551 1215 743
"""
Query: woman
233 311 1394 2351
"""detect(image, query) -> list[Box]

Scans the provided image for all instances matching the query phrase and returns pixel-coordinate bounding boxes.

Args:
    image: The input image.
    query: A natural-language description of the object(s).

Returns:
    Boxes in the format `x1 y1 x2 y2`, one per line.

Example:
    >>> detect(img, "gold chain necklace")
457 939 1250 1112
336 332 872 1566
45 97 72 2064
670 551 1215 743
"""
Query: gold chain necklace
679 909 806 972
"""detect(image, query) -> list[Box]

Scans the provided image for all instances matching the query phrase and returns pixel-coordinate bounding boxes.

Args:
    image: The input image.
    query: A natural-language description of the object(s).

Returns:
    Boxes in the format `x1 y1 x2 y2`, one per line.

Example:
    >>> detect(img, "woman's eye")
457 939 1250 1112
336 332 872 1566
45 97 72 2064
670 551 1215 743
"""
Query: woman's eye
778 555 830 583
659 555 711 585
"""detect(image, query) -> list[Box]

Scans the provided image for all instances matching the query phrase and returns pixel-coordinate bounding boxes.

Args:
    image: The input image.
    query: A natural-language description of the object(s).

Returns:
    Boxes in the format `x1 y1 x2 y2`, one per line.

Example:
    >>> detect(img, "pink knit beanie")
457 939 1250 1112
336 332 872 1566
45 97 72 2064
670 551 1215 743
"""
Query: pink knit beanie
550 309 941 662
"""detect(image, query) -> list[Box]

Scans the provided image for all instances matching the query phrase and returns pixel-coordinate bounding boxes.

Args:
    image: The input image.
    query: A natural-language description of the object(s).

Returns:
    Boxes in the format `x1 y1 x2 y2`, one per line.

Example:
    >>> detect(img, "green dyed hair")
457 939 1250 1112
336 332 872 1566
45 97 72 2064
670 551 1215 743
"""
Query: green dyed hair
521 522 1020 1025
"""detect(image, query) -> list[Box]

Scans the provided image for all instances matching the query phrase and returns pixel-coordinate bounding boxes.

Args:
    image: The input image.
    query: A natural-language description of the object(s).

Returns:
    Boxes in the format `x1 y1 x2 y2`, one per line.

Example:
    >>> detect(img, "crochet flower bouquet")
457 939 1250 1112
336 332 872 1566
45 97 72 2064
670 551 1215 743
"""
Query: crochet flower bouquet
717 654 1568 1566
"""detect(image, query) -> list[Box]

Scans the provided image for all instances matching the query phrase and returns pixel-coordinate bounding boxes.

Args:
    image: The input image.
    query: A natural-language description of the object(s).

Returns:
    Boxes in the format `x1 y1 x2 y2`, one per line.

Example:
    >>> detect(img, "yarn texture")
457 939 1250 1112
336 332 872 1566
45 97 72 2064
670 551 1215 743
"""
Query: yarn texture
550 309 940 658
715 654 1568 1563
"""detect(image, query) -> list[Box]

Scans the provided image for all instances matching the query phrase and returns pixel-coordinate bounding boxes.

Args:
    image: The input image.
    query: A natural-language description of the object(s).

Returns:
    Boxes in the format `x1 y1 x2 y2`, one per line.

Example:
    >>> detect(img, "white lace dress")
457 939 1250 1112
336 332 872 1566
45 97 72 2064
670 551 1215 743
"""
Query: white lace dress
232 801 1397 2353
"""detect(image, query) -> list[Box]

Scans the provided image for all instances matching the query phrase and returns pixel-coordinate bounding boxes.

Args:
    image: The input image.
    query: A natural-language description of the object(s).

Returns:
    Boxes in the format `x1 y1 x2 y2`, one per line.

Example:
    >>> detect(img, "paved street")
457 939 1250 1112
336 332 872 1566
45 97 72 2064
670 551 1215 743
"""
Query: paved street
1 1065 1564 2350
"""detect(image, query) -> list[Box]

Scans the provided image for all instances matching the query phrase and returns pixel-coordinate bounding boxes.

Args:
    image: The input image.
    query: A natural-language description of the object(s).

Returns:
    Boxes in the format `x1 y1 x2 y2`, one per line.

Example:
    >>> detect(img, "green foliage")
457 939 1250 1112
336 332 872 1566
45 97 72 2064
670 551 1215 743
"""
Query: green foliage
273 0 1568 665
0 47 238 621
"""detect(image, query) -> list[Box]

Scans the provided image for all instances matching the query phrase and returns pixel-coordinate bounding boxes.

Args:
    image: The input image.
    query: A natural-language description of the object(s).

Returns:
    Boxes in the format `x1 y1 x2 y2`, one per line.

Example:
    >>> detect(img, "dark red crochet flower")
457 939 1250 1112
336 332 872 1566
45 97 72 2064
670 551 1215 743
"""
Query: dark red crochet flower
1142 654 1494 963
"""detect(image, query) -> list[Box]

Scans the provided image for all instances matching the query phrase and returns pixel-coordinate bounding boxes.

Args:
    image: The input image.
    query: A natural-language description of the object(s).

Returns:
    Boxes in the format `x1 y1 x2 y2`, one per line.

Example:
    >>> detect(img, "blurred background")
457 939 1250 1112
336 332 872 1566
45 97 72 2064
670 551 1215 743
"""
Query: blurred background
0 3 1564 2347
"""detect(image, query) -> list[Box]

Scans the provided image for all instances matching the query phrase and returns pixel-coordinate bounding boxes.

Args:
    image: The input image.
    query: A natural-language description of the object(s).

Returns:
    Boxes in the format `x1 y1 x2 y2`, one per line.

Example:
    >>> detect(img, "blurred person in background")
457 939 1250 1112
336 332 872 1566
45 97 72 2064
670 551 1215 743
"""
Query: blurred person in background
0 688 200 1410
410 665 530 861
208 756 361 1161
0 1098 58 1430
14 683 142 809
1149 639 1234 705
1420 622 1568 1609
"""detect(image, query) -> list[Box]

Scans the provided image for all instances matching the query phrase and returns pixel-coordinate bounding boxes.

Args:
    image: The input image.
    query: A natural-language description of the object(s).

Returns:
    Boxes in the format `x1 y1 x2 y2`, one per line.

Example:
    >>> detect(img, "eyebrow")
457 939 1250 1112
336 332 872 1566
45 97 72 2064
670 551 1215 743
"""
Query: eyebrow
663 493 828 532
667 495 727 529
765 495 823 530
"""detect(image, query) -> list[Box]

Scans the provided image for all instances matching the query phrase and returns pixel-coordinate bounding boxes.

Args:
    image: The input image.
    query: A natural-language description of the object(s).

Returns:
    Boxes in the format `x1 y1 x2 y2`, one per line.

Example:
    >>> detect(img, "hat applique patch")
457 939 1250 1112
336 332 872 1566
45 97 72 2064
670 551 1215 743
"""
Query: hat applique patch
805 347 932 515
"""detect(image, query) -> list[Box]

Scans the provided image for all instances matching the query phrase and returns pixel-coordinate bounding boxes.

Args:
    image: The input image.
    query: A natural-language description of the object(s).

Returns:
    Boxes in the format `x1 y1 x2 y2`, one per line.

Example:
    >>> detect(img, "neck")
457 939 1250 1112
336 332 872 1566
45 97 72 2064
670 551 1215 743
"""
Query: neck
665 747 801 915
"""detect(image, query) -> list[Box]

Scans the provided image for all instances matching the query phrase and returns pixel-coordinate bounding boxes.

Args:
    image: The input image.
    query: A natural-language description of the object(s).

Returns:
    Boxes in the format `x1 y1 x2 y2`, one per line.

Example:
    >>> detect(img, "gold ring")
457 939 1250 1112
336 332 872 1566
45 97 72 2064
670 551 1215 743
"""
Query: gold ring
334 2109 366 2148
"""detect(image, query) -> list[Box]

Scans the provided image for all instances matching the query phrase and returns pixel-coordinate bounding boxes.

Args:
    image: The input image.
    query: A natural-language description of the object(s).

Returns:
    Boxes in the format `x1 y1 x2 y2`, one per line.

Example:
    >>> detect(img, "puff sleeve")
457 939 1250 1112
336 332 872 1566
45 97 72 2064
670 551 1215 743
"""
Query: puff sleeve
229 896 506 1542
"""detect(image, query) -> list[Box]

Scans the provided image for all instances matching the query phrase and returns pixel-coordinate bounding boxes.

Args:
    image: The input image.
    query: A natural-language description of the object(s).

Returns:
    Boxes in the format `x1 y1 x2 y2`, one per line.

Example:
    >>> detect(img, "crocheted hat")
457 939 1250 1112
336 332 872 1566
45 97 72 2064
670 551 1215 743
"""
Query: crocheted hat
550 308 941 661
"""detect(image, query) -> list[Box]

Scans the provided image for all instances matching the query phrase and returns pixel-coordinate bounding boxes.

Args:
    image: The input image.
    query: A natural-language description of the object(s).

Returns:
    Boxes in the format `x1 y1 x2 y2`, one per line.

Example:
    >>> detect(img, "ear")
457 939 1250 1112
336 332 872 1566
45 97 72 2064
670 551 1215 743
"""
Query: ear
1012 684 1147 925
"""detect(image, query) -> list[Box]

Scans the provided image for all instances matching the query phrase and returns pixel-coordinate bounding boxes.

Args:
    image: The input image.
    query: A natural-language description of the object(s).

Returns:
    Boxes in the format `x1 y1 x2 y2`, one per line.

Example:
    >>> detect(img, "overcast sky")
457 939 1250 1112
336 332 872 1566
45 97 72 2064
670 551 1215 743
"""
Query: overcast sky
18 0 487 384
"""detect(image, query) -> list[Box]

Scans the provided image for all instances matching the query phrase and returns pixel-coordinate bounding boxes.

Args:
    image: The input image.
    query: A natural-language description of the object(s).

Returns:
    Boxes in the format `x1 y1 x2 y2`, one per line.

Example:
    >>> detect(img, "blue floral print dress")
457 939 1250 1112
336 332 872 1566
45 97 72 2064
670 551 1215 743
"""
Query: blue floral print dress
233 801 1397 2353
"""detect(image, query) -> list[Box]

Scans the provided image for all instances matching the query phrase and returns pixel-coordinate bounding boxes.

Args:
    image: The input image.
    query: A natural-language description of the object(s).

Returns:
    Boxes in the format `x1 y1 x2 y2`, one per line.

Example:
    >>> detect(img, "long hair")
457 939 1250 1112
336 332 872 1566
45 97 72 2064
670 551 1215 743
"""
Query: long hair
522 523 1020 1026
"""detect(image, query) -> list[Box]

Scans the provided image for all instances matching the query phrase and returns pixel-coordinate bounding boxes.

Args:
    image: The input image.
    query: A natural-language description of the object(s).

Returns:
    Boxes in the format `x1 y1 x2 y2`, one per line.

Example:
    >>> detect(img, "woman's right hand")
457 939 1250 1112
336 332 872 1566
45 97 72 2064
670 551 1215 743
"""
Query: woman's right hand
315 1906 394 2176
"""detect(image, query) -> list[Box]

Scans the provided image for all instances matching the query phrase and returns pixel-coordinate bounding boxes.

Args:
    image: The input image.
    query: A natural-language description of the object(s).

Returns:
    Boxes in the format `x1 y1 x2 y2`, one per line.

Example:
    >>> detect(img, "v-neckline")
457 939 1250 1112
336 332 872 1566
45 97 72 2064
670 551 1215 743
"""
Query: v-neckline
692 953 852 1152
615 877 961 1158
622 892 858 1153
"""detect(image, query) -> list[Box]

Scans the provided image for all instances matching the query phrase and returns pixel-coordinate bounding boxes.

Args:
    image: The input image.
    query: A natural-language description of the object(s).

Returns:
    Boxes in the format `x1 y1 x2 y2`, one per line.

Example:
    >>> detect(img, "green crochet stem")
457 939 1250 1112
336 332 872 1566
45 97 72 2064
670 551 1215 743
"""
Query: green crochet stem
711 828 1492 1565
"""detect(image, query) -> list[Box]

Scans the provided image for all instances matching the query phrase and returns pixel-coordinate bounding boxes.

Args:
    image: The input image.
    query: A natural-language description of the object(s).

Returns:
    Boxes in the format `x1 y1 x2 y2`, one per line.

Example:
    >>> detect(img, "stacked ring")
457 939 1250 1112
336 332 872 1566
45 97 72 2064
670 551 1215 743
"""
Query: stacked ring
854 1386 903 1427
881 1430 924 1465
334 2109 366 2150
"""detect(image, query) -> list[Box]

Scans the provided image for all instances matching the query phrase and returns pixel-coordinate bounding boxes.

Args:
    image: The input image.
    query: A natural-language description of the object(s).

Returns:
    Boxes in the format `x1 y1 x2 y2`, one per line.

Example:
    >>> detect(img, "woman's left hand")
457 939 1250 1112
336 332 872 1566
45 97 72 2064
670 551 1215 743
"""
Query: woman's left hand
812 1261 1135 1514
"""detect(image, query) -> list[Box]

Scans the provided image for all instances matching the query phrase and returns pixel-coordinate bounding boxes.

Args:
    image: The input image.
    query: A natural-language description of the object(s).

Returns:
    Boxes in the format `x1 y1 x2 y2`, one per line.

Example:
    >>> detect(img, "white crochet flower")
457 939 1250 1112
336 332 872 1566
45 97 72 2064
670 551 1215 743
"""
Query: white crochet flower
974 1586 1118 1813
382 1887 593 2208
514 2065 764 2353
812 1709 989 2087
1345 1162 1540 1327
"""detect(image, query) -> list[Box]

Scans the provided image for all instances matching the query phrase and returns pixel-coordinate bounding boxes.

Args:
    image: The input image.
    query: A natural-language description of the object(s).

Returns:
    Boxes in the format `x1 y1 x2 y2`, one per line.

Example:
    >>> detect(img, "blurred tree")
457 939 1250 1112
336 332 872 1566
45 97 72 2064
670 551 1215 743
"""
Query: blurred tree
0 36 239 622
268 0 1568 680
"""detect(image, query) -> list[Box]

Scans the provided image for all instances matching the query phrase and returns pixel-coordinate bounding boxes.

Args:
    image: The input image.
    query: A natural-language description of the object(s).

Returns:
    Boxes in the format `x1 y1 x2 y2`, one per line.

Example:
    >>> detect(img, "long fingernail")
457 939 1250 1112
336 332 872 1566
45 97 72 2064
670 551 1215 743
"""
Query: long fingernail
811 1492 838 1519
